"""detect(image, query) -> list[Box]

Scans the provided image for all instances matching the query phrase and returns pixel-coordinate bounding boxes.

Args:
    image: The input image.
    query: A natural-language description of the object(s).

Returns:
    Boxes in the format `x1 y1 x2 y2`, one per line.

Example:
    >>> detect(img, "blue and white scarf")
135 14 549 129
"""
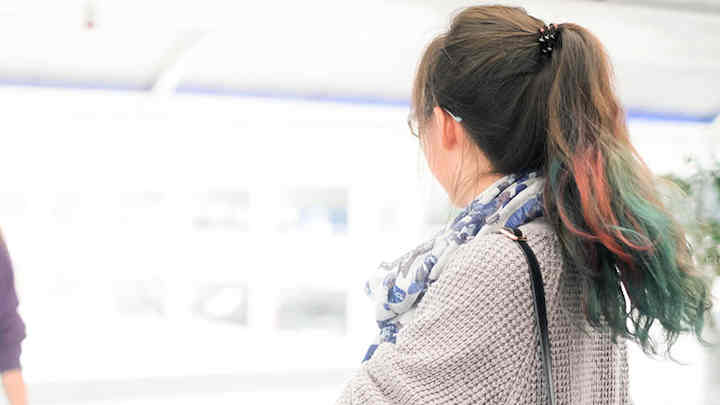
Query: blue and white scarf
361 169 545 362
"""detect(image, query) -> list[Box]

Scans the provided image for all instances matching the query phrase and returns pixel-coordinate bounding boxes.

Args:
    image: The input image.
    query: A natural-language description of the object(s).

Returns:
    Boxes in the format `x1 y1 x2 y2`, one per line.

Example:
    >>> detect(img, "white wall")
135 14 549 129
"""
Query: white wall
0 84 716 403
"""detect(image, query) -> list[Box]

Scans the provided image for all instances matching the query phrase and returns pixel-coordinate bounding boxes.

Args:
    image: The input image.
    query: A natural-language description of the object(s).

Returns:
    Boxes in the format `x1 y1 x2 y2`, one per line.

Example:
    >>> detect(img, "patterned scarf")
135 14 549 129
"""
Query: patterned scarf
361 169 545 362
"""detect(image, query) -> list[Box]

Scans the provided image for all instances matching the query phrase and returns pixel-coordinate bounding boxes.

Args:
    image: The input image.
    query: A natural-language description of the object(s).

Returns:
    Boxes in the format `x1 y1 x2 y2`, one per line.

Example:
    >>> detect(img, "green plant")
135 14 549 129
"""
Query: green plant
660 156 720 277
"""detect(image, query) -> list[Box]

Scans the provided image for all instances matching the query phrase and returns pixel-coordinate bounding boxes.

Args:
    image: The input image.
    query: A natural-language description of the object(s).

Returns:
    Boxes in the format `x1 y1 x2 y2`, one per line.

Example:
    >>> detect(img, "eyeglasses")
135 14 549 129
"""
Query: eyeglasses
407 113 420 138
407 107 463 138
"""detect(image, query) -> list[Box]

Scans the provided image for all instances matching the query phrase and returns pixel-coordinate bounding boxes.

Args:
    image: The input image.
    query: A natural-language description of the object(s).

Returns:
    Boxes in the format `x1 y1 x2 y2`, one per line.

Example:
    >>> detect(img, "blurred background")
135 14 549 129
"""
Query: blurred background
0 0 718 404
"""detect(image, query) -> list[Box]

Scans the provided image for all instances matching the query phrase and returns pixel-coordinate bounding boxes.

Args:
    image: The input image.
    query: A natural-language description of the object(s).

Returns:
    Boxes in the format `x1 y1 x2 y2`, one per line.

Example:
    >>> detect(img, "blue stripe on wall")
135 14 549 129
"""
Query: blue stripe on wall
625 108 716 123
176 84 411 107
0 77 148 92
0 78 715 124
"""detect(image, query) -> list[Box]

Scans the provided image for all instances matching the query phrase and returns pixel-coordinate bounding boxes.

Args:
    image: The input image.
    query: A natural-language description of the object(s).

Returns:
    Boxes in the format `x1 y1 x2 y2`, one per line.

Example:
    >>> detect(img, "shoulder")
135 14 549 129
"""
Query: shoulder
411 216 565 341
0 236 14 282
445 216 561 274
427 216 565 304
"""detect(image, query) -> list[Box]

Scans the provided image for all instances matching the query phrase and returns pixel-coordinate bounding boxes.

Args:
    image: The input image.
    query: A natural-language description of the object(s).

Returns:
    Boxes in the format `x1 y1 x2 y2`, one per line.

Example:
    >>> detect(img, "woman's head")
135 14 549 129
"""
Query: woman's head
411 5 551 206
412 4 715 358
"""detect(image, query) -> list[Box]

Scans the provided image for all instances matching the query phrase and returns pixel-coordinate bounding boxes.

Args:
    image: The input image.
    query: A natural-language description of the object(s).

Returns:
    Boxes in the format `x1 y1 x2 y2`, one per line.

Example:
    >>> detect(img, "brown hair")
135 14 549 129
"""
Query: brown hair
411 4 715 359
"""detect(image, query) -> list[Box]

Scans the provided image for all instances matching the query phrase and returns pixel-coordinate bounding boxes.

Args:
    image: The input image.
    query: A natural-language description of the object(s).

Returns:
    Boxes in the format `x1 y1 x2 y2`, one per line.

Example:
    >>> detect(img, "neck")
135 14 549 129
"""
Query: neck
453 172 506 208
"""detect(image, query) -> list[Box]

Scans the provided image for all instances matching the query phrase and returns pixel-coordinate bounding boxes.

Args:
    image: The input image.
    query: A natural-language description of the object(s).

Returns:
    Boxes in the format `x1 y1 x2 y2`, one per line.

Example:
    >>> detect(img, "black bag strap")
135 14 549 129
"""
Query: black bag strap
497 226 556 405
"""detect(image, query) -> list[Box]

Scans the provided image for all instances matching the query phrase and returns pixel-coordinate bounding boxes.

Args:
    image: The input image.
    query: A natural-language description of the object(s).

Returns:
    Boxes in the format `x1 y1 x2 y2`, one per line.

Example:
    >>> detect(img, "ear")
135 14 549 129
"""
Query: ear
433 105 460 151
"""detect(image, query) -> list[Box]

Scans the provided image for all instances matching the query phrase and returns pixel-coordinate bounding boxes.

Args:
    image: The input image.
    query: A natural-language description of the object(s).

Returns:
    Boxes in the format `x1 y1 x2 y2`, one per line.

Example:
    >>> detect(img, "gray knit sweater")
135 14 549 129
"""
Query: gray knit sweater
336 216 633 404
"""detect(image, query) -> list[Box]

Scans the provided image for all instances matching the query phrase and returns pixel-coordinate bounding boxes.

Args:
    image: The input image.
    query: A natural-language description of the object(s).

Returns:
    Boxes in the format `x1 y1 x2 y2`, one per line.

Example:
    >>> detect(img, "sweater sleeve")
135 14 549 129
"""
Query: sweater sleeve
0 239 26 373
335 231 550 405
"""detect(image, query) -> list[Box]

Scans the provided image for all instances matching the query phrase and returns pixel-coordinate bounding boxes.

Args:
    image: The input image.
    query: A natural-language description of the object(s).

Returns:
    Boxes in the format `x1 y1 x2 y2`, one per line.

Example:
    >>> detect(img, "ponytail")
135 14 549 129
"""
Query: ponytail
543 23 714 358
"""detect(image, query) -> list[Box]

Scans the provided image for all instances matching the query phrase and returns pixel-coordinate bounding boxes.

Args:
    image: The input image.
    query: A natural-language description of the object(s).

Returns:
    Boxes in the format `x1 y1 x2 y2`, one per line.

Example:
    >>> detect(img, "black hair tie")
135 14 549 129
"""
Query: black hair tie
538 23 559 57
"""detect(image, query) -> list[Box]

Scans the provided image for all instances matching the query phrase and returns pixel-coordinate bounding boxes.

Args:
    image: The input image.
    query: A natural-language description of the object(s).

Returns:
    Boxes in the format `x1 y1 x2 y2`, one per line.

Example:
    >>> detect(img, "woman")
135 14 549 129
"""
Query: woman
0 231 27 405
336 5 715 404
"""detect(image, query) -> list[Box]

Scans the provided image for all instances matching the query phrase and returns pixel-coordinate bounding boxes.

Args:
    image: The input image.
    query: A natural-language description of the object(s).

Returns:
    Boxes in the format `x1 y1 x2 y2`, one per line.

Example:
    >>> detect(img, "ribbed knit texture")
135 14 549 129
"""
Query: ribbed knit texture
336 216 633 404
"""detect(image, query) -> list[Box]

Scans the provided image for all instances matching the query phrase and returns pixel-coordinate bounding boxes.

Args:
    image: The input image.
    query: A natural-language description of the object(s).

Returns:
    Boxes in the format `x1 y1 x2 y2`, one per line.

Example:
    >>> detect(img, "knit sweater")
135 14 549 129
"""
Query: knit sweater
336 216 633 404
